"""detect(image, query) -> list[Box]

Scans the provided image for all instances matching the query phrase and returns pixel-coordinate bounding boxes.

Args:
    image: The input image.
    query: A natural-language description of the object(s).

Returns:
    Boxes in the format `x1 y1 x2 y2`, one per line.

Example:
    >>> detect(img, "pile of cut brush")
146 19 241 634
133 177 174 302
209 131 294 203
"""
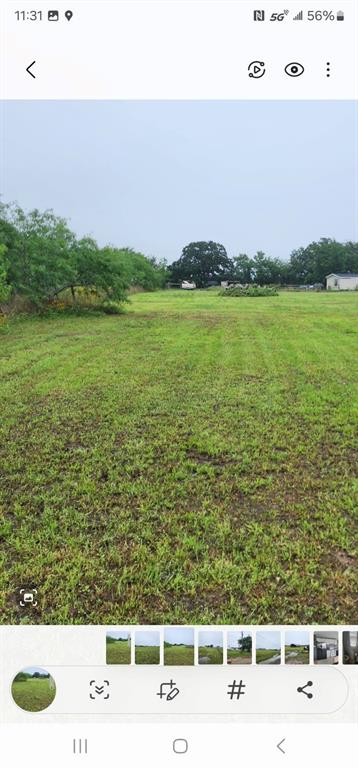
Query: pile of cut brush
220 284 278 297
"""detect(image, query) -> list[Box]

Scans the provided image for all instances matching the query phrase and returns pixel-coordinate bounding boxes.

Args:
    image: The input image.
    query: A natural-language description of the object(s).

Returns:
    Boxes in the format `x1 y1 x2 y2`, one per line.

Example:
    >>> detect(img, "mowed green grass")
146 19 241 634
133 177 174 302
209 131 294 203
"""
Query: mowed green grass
256 649 281 663
284 645 309 664
106 639 131 664
198 645 223 664
135 645 160 664
0 290 357 624
164 644 194 665
12 679 56 712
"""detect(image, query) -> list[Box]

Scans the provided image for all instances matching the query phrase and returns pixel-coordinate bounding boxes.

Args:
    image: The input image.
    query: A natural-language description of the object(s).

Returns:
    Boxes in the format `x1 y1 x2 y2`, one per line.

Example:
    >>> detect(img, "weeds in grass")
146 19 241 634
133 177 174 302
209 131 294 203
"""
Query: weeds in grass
0 291 357 623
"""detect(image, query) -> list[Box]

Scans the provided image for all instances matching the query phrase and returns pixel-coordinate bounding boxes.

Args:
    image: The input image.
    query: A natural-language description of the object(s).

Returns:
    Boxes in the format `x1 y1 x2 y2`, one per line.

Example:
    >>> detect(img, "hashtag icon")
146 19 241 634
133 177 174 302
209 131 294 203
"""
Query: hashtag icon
227 679 246 700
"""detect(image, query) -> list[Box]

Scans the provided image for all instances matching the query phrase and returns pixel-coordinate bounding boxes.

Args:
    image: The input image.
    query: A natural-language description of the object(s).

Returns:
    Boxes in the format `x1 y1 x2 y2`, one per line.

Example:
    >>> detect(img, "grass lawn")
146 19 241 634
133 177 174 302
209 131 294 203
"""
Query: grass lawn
0 290 357 623
106 638 131 664
256 649 281 663
164 644 194 665
284 645 310 664
198 645 223 664
12 678 56 712
135 645 160 664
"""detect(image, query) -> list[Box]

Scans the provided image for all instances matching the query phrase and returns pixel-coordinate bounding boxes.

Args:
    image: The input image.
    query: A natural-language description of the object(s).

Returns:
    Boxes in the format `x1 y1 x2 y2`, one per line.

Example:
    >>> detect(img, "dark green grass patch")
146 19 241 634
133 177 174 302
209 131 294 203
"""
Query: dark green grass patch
198 646 223 664
0 291 357 623
135 645 160 664
164 644 194 665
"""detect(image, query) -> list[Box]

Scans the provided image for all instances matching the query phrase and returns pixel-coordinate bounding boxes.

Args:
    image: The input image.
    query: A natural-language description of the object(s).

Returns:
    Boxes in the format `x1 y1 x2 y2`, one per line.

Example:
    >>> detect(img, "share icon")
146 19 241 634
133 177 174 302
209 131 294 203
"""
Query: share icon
297 680 314 699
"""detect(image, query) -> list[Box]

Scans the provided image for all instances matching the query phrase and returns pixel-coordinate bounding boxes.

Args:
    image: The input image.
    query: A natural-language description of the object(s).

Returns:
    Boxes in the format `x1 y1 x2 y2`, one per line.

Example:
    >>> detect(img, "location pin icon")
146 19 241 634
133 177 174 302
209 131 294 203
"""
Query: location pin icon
65 10 73 21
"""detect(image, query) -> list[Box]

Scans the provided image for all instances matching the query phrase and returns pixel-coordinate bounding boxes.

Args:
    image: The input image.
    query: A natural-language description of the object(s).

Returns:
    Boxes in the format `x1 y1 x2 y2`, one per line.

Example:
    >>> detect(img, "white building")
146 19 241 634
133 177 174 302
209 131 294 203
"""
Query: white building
326 273 358 290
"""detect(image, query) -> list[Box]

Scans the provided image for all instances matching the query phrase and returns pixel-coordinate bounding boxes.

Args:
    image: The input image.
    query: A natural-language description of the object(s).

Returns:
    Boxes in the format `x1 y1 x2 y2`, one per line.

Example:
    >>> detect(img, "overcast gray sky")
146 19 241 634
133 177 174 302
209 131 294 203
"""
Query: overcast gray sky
256 631 281 649
198 631 223 647
2 101 357 262
135 631 160 647
285 631 309 645
165 628 194 645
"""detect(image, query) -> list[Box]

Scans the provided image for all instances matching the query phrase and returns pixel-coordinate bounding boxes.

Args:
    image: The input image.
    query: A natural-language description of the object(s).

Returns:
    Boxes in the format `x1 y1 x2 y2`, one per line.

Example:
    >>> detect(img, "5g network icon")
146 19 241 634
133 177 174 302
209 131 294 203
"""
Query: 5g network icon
253 10 265 21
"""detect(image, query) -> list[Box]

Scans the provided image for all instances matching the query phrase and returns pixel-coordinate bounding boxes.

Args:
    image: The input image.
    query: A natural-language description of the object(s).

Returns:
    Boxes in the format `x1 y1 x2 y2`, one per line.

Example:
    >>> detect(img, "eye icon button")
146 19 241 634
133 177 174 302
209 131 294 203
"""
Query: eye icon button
285 62 305 77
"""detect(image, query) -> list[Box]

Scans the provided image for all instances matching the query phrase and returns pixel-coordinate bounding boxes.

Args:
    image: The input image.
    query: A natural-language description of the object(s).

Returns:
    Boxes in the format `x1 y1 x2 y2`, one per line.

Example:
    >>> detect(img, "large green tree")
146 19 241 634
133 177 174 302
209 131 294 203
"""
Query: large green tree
1 203 77 304
232 251 289 285
239 635 252 653
72 239 128 301
0 203 129 308
289 238 358 284
0 244 11 304
170 241 233 287
109 247 168 291
251 251 289 285
232 253 253 284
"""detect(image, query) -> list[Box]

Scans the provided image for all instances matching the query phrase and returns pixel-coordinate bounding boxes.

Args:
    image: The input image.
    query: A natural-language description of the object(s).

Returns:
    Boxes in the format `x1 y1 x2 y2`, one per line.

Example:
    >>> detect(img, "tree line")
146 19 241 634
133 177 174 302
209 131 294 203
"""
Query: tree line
1 202 357 314
0 202 167 312
170 239 358 288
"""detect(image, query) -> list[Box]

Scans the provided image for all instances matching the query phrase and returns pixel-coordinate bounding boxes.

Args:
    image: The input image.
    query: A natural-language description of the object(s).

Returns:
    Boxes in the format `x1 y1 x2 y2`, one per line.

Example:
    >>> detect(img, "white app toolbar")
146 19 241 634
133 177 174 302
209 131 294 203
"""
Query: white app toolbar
1 1 357 99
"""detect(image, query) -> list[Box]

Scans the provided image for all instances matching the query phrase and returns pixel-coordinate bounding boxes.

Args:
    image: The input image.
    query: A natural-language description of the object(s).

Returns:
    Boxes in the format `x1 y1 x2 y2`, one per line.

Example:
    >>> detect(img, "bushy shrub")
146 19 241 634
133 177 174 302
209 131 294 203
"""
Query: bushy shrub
98 300 125 314
220 284 279 297
0 202 167 316
112 248 168 291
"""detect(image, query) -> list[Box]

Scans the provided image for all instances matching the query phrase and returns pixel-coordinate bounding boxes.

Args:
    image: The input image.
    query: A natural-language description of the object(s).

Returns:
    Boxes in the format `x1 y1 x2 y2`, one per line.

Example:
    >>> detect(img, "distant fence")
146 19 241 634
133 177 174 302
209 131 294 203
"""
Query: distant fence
165 282 325 291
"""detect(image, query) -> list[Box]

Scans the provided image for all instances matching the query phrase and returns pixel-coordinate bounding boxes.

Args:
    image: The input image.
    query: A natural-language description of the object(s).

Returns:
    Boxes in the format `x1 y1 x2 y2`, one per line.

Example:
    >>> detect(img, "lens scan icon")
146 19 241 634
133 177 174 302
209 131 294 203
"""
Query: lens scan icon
19 587 38 607
285 62 304 77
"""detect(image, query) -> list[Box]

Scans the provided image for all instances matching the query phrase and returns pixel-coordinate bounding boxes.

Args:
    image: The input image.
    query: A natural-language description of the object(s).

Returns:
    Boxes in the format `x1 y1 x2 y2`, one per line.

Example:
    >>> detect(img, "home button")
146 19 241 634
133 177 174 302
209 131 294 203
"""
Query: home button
173 738 188 754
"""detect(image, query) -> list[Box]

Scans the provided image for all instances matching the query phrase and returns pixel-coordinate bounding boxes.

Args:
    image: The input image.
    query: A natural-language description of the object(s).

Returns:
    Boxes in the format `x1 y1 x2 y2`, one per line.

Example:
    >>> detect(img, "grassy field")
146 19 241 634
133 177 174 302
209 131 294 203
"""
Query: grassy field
256 649 281 664
106 638 131 664
198 645 223 664
135 645 160 664
164 644 194 665
0 290 357 624
12 678 56 712
227 649 252 664
284 645 309 664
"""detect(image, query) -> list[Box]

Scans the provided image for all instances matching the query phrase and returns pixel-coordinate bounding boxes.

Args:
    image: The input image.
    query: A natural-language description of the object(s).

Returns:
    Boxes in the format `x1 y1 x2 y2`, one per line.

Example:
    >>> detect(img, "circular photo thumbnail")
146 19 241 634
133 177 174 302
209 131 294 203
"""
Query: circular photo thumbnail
11 667 56 712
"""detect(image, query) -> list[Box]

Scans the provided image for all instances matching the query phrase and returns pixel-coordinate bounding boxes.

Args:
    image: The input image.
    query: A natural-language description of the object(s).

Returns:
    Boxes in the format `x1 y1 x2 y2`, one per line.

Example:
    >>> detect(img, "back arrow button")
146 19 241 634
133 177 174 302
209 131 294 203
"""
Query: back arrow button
26 61 36 79
277 738 286 754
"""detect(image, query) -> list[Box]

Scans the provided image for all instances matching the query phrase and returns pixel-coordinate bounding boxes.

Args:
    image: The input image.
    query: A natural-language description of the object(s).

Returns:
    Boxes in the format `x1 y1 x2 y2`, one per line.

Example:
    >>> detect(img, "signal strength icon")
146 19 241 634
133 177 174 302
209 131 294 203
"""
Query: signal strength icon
293 10 303 20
